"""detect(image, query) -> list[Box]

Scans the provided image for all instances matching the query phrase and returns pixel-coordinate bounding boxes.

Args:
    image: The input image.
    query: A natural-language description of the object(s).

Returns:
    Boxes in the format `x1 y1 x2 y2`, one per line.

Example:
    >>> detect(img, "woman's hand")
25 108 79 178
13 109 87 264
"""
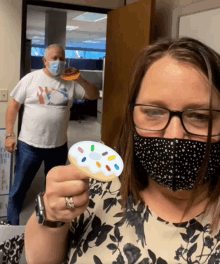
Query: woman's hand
43 165 90 223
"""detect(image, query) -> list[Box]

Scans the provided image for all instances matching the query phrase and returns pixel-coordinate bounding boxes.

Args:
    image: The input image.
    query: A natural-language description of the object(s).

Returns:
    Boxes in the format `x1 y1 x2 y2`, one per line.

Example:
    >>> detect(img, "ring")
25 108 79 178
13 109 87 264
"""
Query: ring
65 197 75 209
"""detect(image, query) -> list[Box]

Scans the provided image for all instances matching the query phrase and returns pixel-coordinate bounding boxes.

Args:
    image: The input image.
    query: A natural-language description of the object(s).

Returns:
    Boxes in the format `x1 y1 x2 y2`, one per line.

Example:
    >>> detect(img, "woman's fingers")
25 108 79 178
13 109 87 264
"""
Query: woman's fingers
48 180 89 197
49 189 89 212
43 165 90 223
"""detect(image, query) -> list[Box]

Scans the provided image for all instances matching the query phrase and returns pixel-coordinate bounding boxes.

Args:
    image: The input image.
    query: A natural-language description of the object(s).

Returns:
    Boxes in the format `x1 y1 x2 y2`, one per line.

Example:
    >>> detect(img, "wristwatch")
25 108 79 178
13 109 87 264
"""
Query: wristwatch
5 133 15 139
35 192 65 228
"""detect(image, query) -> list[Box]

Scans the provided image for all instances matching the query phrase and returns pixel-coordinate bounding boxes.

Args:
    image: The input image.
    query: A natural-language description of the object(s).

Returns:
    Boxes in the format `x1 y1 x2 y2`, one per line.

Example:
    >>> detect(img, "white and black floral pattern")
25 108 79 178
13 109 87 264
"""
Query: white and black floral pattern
0 221 24 264
63 178 220 264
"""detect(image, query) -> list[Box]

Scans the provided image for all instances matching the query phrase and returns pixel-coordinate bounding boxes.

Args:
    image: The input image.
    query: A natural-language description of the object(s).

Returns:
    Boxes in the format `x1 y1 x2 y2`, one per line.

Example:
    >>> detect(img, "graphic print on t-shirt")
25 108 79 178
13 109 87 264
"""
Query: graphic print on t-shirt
37 86 68 106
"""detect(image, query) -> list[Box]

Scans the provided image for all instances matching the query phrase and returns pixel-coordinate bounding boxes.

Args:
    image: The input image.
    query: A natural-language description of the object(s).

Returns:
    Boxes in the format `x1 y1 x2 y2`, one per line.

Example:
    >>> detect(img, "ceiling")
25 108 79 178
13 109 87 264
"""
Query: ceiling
26 5 107 49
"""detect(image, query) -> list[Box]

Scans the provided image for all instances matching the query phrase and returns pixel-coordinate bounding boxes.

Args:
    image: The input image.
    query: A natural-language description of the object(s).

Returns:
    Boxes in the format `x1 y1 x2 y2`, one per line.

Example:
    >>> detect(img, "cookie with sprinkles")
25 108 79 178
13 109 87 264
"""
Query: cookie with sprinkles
68 141 124 182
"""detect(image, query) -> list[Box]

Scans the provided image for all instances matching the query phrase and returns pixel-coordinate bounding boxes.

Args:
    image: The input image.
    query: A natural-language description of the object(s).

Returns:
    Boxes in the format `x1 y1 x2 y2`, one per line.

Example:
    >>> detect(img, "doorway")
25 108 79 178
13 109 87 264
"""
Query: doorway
20 1 110 143
18 1 111 225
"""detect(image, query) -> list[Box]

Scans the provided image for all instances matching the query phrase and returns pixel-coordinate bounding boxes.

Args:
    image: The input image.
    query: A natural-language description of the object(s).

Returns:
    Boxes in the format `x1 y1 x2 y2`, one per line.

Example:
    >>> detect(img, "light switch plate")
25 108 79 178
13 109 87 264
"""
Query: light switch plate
0 90 8 102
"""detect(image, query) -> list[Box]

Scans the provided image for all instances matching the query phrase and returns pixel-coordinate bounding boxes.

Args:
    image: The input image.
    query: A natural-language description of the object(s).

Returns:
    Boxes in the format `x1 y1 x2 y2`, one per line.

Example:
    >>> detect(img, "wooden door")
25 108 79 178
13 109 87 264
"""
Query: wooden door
101 0 155 148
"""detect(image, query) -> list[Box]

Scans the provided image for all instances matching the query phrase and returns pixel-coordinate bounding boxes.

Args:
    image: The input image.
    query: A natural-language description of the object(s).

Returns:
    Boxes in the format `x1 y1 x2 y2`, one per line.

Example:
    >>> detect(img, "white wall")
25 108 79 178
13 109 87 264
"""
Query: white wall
0 0 22 130
179 7 220 54
172 0 220 38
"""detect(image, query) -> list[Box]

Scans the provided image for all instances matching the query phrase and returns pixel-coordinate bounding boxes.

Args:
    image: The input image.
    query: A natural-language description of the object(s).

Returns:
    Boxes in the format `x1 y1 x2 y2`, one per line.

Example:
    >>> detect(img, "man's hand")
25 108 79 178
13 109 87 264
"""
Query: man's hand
5 137 17 153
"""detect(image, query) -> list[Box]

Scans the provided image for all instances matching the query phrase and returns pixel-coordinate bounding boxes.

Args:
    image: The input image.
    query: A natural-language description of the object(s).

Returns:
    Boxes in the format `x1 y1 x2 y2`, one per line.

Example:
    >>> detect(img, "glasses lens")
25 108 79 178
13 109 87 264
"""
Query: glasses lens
183 110 220 136
133 105 169 130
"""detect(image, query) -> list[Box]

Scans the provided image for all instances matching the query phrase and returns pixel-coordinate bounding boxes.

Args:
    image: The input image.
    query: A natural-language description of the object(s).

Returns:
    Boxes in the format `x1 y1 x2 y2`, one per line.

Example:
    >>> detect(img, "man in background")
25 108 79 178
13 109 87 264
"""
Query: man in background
5 44 99 225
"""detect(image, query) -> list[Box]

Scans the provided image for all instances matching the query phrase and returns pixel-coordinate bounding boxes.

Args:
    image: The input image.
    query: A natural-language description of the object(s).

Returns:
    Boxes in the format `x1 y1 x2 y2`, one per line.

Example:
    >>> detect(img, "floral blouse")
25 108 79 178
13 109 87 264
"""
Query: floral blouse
64 178 220 264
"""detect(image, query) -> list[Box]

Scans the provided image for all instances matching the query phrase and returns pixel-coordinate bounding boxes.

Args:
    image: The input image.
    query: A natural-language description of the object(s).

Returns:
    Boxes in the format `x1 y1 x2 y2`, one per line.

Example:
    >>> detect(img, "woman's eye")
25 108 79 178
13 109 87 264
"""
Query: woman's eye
143 110 164 117
187 113 209 122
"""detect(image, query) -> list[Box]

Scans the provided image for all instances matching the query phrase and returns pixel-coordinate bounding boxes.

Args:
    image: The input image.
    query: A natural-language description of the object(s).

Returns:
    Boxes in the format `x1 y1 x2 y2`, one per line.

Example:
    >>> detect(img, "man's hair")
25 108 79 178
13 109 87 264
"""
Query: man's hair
43 44 65 59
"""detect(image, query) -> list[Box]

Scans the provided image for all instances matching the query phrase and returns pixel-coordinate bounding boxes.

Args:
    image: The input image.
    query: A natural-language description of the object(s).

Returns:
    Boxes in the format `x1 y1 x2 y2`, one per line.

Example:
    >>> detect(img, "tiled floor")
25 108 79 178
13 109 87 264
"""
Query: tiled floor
19 116 101 225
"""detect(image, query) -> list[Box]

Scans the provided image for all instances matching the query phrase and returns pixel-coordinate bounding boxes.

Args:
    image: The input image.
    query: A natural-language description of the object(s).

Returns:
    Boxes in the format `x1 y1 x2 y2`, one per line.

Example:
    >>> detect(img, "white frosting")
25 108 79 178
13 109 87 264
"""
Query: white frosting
68 141 124 177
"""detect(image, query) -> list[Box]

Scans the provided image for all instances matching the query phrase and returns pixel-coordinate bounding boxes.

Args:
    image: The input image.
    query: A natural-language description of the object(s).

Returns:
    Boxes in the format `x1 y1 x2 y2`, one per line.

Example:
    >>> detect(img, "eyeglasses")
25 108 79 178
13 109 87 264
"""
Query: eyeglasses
132 104 220 137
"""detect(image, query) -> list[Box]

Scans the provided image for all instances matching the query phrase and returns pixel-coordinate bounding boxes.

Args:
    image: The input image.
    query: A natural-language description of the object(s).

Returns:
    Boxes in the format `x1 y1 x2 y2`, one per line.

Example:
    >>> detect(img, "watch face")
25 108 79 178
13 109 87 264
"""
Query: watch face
35 194 64 228
35 204 44 224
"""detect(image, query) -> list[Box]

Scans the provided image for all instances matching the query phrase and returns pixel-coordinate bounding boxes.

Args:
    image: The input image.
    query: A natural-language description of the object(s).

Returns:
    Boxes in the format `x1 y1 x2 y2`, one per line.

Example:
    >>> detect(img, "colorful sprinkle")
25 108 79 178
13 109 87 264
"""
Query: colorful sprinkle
102 152 108 156
96 162 101 168
91 145 94 151
82 157 86 162
108 155 116 161
114 164 119 170
106 165 111 172
78 147 84 153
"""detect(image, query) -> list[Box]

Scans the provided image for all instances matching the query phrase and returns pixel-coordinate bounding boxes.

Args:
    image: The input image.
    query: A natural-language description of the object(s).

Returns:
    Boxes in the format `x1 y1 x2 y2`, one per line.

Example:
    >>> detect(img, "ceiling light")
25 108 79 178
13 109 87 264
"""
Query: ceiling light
73 12 107 22
32 36 44 40
66 26 79 31
84 40 101 43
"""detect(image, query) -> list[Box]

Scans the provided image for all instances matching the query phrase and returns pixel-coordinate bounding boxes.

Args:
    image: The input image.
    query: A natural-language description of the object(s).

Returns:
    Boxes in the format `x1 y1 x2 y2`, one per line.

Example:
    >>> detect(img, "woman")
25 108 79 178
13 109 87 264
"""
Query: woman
25 37 220 264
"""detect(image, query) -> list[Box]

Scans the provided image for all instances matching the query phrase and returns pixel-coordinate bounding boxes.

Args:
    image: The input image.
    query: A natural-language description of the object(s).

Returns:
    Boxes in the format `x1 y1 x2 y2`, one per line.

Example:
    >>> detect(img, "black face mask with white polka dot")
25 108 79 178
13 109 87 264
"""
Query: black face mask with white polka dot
134 131 220 192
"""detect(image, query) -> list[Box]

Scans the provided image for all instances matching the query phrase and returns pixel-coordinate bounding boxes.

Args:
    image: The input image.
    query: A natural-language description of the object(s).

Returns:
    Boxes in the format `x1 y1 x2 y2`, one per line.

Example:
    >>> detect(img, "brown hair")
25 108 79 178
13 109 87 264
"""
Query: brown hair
116 37 220 232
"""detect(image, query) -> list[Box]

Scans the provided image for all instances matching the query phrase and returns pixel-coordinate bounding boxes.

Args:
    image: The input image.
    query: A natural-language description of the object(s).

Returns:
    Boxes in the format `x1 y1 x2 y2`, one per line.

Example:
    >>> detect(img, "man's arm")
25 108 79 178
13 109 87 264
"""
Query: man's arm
75 75 100 100
6 98 21 134
5 98 21 152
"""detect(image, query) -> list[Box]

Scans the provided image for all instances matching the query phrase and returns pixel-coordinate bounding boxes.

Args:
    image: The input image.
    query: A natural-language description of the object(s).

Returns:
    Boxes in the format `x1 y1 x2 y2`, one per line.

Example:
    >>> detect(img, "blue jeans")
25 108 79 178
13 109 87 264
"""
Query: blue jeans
7 140 68 225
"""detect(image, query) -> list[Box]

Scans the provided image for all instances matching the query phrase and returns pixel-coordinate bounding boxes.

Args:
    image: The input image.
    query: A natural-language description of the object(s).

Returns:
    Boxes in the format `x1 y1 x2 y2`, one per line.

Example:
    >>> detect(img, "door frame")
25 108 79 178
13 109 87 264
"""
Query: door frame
21 0 111 79
19 0 112 135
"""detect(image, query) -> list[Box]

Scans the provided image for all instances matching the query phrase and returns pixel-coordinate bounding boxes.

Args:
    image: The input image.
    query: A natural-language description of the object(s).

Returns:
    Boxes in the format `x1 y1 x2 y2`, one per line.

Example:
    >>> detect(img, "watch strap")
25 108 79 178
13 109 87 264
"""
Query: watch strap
5 134 15 139
42 218 66 228
36 192 65 228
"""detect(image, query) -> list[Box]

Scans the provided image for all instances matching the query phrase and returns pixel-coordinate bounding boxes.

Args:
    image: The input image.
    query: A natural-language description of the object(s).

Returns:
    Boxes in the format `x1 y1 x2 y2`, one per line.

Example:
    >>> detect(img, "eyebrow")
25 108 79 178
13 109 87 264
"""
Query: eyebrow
183 102 210 109
138 100 210 109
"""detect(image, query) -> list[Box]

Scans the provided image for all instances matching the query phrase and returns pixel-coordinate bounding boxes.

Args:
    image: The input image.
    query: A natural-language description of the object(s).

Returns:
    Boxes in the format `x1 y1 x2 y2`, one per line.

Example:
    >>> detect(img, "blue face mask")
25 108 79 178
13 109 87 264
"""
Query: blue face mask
48 61 65 76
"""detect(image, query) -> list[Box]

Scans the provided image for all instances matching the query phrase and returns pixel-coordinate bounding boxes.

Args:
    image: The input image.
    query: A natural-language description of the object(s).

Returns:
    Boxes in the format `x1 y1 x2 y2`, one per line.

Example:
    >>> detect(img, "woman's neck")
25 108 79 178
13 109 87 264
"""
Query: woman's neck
140 178 209 223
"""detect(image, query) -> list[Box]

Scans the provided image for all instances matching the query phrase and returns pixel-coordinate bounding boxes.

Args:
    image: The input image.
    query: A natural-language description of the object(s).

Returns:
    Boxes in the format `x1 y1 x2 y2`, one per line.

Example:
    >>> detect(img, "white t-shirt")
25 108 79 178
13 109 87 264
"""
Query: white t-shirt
10 69 85 148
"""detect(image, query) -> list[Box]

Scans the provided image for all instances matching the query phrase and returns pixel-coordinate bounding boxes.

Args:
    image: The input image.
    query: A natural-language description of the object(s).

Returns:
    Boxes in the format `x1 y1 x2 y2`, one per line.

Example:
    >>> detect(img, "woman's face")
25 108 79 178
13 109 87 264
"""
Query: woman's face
135 56 220 142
